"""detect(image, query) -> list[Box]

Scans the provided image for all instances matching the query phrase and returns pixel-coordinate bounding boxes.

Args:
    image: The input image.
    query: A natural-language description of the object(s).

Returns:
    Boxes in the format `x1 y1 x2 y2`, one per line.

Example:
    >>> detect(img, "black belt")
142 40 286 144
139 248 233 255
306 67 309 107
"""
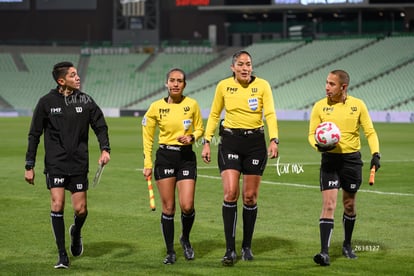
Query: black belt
222 126 264 136
159 144 191 152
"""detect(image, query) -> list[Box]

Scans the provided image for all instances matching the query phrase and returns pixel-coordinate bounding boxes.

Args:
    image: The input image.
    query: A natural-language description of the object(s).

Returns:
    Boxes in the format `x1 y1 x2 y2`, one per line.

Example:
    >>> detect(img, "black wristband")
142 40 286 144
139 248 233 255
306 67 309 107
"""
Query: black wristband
25 161 34 170
270 138 279 144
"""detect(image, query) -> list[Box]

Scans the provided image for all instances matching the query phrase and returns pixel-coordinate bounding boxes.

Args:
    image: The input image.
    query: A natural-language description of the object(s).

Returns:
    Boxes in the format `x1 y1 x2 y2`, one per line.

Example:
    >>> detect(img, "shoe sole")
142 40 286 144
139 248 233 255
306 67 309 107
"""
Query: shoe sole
69 224 83 257
222 259 235 266
54 263 69 269
163 256 176 264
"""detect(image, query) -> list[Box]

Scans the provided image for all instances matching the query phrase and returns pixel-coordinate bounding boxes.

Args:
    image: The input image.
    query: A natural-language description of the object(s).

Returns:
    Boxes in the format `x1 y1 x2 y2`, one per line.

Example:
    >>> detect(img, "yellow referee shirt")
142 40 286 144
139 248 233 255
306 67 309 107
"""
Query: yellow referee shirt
308 96 379 154
142 96 204 168
204 76 278 141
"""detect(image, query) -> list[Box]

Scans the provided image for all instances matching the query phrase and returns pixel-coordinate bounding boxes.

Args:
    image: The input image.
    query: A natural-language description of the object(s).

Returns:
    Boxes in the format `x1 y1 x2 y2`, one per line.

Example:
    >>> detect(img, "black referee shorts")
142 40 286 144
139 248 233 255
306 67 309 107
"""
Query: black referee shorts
154 145 197 181
46 173 88 193
218 129 267 175
320 152 363 193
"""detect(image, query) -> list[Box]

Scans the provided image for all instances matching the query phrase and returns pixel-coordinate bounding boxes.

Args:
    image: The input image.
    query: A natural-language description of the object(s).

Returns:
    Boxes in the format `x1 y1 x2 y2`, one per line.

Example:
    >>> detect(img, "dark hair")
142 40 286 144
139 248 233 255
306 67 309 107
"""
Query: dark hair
52 61 74 83
231 50 252 65
166 68 186 84
331 69 350 85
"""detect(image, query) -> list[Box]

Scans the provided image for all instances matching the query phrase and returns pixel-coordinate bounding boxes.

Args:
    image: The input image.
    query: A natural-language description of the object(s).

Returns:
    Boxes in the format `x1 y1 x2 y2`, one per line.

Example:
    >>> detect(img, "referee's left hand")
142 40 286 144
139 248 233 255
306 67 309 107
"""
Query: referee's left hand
268 142 278 159
99 150 111 165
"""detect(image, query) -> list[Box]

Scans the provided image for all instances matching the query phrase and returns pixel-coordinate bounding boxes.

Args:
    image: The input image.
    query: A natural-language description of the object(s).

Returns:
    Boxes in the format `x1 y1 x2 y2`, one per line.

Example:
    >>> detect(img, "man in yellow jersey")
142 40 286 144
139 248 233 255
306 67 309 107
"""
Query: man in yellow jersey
142 68 204 264
202 50 279 266
308 69 380 266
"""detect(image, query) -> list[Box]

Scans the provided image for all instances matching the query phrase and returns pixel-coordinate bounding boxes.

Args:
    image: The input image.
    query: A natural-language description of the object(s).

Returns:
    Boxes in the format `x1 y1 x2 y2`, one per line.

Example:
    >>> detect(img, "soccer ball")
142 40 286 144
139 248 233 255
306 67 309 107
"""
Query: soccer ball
314 122 341 147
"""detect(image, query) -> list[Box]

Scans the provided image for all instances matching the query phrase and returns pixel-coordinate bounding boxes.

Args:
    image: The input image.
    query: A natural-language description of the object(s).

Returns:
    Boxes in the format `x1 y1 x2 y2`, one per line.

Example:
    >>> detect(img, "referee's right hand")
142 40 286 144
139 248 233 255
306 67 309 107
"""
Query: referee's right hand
24 169 35 185
201 144 211 163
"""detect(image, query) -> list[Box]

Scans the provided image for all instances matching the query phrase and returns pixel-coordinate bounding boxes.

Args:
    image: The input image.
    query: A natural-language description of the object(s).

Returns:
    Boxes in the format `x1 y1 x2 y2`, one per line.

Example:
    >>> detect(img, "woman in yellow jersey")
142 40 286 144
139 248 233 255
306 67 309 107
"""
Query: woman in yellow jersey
142 68 204 264
308 70 380 266
202 50 279 266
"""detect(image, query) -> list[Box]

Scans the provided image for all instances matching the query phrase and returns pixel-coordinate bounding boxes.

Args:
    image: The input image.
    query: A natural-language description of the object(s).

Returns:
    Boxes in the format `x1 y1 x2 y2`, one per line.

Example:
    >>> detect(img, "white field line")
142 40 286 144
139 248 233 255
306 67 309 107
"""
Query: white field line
197 174 414 197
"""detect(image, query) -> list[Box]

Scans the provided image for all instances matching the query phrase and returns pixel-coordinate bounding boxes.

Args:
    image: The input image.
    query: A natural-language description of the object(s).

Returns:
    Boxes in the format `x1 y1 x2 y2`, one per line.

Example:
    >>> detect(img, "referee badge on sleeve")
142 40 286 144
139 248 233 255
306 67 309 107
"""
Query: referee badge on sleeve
142 116 147 126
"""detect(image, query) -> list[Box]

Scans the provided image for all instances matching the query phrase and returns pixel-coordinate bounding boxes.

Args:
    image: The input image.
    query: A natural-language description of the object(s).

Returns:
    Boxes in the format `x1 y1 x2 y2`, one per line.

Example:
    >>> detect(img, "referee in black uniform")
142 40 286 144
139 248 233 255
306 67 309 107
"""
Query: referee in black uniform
202 51 279 266
24 61 111 269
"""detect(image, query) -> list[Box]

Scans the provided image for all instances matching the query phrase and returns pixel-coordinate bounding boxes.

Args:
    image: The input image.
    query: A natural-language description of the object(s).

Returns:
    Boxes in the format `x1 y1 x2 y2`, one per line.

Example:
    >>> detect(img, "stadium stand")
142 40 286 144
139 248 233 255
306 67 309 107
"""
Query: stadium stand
0 35 413 113
0 53 18 72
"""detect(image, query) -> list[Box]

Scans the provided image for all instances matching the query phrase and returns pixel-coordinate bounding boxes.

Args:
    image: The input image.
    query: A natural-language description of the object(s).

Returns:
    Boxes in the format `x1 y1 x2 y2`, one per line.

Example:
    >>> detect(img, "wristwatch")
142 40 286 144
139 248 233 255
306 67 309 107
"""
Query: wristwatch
270 138 279 144
202 138 210 145
25 164 34 170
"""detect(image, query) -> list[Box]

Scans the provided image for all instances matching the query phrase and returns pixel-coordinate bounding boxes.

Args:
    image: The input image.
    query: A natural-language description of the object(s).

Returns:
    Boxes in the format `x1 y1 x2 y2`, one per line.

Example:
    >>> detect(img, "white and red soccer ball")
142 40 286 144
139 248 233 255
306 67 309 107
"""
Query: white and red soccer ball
314 122 341 147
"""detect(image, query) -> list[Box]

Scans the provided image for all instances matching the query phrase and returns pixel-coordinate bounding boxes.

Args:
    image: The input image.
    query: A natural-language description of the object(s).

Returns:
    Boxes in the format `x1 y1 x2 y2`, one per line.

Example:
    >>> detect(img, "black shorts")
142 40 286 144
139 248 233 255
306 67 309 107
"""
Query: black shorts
46 173 88 193
154 145 197 181
218 128 267 175
320 152 363 193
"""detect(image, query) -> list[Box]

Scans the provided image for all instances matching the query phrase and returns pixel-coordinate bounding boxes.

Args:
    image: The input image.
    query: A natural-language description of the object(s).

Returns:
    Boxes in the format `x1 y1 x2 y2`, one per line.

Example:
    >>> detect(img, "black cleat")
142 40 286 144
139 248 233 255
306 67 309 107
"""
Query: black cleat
241 247 254 261
313 252 330 266
180 236 195 260
69 224 83 257
54 252 69 269
163 251 176 265
342 245 358 259
222 249 237 266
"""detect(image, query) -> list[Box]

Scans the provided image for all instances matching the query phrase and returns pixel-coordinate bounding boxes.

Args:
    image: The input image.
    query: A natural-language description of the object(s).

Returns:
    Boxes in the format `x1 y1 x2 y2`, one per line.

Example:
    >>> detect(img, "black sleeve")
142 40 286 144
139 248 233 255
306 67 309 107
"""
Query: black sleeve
90 100 111 153
25 99 46 166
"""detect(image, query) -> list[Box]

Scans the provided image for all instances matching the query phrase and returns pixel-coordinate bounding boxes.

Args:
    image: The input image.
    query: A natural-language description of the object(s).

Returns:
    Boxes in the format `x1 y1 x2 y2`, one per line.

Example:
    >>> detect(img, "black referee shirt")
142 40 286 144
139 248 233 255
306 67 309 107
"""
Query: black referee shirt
25 88 110 175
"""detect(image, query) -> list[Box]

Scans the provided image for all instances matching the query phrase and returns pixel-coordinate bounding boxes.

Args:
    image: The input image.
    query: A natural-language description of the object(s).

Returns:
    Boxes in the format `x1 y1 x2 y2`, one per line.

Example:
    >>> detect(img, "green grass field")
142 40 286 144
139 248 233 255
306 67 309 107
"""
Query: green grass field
1 117 413 275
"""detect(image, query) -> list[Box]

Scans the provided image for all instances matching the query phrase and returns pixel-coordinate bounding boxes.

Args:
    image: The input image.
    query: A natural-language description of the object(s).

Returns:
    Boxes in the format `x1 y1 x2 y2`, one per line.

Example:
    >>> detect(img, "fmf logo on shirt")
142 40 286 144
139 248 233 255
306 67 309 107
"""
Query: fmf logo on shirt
50 107 62 114
226 87 238 93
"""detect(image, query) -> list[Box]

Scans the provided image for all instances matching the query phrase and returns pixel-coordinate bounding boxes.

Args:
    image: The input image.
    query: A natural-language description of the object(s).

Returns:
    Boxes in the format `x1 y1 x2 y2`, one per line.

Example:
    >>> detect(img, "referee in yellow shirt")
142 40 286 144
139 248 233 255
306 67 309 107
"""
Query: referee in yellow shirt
202 50 279 266
308 69 380 266
142 68 204 264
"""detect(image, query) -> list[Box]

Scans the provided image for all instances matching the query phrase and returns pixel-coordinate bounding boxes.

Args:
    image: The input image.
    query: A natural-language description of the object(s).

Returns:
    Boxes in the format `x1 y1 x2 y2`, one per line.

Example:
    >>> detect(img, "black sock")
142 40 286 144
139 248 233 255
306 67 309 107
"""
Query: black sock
73 211 88 237
343 213 356 247
242 204 257 249
161 213 175 253
51 211 65 253
181 210 195 241
222 201 237 251
319 218 334 254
